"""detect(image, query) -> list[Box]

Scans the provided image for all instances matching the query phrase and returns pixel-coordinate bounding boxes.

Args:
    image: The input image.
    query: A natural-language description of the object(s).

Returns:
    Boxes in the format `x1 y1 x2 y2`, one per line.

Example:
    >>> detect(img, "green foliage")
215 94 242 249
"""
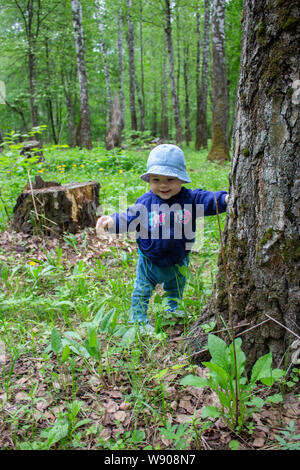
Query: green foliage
274 420 300 450
180 334 285 433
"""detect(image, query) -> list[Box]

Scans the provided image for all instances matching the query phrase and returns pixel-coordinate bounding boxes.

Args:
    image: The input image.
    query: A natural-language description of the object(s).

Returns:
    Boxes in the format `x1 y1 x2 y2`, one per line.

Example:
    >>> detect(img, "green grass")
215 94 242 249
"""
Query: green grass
2 140 271 450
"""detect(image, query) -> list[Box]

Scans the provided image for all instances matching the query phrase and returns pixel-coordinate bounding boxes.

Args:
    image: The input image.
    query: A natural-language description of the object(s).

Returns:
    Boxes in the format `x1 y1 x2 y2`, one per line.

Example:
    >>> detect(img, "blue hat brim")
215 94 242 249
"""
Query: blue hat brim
140 165 191 183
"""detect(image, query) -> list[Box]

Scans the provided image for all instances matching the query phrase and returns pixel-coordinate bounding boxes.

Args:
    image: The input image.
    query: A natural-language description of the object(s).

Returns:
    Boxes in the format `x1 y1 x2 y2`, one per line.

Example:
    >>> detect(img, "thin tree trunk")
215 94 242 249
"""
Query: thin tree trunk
117 14 125 130
62 66 77 147
138 0 145 131
160 40 169 140
195 0 210 150
190 0 300 368
165 0 182 146
71 0 93 149
45 37 58 144
126 0 138 131
95 0 112 125
183 44 191 146
150 11 158 136
208 0 229 161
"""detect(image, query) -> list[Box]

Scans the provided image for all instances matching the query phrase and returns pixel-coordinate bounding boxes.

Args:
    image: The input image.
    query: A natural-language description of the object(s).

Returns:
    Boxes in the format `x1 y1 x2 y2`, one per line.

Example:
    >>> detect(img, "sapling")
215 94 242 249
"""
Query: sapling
180 333 284 433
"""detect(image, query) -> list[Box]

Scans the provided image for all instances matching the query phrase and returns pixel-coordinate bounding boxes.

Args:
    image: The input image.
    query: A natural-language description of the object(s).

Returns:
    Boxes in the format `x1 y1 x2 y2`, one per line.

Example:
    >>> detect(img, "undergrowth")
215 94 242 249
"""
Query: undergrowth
0 136 298 450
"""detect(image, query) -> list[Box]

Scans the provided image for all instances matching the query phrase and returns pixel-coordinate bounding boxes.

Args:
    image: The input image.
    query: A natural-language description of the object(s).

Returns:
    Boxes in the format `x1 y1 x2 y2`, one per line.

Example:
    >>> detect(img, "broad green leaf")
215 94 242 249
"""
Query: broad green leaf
88 326 97 348
51 327 62 355
229 440 240 450
266 393 283 404
180 374 210 388
202 361 228 389
248 396 264 408
250 352 272 384
61 344 70 363
207 334 229 369
217 389 231 408
201 406 220 419
121 326 136 347
132 429 146 443
229 338 246 379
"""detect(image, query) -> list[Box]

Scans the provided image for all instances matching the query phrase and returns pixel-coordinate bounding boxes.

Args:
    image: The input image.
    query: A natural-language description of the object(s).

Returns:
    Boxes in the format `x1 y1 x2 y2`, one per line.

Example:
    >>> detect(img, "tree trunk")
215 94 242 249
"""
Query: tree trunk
183 44 191 146
105 91 122 150
126 0 138 131
95 0 113 125
195 0 210 150
71 0 93 149
138 0 145 131
207 0 230 161
190 0 300 369
117 14 125 130
12 176 100 235
165 0 182 146
160 41 169 140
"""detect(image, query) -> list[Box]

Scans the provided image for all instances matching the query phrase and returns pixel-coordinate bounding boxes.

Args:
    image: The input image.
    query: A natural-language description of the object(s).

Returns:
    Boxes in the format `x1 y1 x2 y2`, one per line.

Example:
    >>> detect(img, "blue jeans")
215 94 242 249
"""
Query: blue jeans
130 251 189 324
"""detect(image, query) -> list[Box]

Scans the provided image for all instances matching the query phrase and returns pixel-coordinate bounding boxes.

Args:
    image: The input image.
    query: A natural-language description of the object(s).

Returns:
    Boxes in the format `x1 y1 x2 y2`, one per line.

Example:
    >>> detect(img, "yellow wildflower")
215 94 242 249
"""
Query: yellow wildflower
119 169 123 174
29 261 37 266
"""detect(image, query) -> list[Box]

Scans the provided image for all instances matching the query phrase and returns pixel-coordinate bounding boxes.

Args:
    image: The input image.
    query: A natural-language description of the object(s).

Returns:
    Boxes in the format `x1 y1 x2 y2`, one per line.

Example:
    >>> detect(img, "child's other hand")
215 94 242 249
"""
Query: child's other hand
225 194 229 204
96 215 114 232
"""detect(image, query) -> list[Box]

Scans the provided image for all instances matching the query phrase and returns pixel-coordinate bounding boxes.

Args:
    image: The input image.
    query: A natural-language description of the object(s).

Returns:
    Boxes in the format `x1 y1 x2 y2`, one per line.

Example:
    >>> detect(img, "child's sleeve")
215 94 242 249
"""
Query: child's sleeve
107 198 146 234
192 188 228 216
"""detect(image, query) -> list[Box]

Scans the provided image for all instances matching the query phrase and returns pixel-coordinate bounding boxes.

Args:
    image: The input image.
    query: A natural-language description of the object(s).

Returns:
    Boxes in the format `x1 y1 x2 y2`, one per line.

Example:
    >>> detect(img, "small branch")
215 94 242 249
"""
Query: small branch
265 314 300 341
27 170 39 222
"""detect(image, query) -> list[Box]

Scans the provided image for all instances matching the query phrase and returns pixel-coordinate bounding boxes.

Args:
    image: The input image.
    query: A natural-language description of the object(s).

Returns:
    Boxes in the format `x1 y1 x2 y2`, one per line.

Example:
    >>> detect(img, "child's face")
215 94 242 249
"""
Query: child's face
149 174 183 200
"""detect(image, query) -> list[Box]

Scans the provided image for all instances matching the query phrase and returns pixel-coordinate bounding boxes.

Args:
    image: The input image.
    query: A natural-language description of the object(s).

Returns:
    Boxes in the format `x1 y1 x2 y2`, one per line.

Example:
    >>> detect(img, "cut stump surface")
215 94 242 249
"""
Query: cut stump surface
12 176 100 235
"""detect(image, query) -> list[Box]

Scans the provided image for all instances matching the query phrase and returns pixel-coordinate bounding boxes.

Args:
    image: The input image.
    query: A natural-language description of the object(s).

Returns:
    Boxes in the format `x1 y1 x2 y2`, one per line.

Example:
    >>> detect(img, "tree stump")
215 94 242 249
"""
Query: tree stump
20 140 44 162
12 176 100 235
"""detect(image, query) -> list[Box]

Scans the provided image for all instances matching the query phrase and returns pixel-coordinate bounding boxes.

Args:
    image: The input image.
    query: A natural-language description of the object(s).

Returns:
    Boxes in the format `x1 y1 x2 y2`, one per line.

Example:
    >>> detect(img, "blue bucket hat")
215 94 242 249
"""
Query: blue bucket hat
140 144 191 183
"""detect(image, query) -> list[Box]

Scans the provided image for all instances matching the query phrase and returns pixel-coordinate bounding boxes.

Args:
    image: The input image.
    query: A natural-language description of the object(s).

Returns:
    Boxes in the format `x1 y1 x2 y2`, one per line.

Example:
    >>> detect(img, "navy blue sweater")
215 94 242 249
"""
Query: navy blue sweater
109 187 228 267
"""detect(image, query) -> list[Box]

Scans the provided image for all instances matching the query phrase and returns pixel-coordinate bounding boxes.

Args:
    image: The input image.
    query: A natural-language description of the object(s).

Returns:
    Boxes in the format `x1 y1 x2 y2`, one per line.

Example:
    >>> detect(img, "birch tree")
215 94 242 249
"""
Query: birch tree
195 0 210 150
95 0 113 125
208 0 230 161
71 0 92 149
126 0 138 131
165 0 182 146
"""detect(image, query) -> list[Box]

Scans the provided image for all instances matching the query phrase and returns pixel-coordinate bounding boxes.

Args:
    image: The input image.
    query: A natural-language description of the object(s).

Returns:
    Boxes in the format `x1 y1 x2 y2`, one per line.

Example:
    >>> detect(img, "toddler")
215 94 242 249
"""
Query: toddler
96 144 228 333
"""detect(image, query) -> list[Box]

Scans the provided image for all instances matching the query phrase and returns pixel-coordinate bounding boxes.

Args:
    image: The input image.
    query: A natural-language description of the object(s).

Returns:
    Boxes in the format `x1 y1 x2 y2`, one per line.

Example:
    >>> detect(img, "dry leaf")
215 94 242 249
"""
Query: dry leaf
113 410 126 422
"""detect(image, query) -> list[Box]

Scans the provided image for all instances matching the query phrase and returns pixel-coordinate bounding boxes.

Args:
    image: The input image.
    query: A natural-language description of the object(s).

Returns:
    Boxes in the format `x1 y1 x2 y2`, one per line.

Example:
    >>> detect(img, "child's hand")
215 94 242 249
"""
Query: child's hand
96 215 114 232
225 194 229 204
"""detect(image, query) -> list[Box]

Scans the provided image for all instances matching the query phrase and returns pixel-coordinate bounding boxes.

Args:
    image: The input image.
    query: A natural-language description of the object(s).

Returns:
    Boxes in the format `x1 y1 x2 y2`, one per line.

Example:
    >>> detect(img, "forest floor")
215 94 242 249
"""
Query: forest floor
0 143 299 451
0 227 299 451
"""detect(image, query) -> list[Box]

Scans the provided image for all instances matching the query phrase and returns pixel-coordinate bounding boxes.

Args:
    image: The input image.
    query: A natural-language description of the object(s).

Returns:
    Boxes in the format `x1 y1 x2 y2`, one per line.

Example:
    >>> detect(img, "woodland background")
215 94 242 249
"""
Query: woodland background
0 0 242 151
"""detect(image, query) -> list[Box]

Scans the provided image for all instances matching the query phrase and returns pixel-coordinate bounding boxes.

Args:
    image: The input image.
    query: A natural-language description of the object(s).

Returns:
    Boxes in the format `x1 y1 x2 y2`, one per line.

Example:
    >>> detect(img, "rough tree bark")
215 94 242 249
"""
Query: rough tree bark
12 176 100 235
195 0 210 151
165 0 182 146
126 0 138 131
160 49 169 140
207 0 230 161
13 0 41 129
71 0 93 149
95 0 113 125
189 0 300 369
117 14 125 131
105 91 122 150
183 43 191 146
